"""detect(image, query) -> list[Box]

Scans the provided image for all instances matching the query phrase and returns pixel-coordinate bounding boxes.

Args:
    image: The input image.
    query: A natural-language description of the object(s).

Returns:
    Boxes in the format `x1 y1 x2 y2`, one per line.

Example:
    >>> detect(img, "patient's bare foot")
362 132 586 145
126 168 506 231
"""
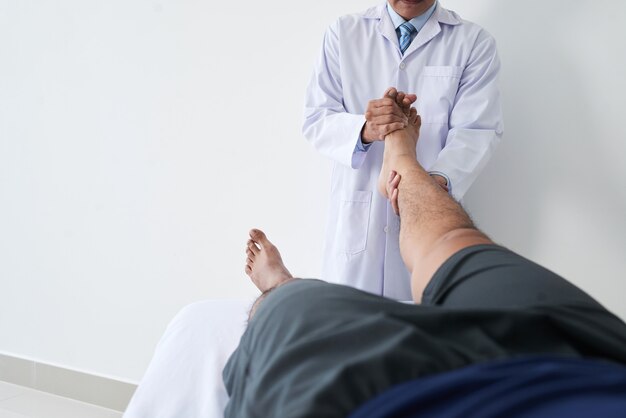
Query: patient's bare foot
378 103 421 198
245 229 293 292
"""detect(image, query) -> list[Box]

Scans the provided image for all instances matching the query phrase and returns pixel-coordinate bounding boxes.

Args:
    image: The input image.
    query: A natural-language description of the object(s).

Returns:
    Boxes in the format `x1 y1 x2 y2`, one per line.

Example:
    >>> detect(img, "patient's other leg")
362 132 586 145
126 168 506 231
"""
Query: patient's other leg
245 229 293 292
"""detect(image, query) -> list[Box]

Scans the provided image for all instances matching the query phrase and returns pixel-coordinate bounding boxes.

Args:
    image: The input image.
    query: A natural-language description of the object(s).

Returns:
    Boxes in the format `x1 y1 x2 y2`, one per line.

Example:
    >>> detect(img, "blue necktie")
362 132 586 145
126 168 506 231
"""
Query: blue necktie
398 22 416 55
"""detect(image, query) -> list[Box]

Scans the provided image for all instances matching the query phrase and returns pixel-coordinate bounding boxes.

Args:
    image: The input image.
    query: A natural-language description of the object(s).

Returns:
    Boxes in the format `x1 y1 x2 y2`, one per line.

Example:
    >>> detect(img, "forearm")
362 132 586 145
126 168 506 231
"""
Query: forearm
303 22 372 169
431 31 503 198
302 110 369 168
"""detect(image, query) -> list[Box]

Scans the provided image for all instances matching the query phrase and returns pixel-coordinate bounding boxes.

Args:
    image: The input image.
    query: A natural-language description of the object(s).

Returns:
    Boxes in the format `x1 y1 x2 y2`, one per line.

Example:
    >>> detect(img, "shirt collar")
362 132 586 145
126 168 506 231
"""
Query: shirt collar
386 1 438 32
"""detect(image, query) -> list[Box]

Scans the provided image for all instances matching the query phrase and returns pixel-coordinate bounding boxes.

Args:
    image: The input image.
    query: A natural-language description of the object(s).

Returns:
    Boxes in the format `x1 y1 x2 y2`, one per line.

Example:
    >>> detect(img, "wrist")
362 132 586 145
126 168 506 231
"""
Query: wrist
361 122 376 144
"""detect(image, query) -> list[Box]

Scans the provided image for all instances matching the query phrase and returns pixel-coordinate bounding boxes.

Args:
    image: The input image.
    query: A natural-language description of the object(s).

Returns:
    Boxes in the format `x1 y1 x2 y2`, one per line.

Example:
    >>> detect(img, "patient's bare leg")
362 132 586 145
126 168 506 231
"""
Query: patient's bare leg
381 116 492 303
245 229 293 292
377 89 418 198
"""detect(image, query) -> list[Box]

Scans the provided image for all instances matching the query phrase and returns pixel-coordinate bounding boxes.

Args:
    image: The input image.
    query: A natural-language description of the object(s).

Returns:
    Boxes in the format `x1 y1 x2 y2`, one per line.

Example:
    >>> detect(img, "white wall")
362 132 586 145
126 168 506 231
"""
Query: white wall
1 0 624 383
452 0 626 317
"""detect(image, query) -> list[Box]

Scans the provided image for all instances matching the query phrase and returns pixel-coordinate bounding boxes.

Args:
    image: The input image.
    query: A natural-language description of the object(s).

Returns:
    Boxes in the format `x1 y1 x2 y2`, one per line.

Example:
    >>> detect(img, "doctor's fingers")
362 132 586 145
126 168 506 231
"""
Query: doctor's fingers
400 95 417 116
395 91 406 106
369 113 408 126
401 94 418 105
390 187 400 216
408 108 421 125
378 122 407 137
369 97 405 110
386 90 417 116
395 92 414 116
393 91 417 106
366 104 407 122
387 171 401 191
383 87 399 99
387 171 401 216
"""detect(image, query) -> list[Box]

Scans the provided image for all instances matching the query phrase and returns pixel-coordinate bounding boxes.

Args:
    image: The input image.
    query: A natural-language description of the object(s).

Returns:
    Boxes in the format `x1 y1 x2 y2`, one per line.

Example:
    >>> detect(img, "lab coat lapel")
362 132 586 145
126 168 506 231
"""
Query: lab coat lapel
402 4 461 59
402 17 440 59
376 6 402 57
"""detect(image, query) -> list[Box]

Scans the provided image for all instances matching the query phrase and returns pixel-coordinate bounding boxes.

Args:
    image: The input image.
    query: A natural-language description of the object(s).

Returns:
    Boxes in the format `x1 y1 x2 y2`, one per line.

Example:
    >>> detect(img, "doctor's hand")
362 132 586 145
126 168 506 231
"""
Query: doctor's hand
403 106 421 143
390 88 417 118
387 170 401 216
386 88 422 144
362 88 417 143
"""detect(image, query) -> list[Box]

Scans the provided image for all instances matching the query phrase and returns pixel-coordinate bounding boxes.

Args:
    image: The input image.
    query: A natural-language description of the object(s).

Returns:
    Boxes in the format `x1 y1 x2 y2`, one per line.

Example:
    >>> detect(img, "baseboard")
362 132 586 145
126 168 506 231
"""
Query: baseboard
0 353 137 412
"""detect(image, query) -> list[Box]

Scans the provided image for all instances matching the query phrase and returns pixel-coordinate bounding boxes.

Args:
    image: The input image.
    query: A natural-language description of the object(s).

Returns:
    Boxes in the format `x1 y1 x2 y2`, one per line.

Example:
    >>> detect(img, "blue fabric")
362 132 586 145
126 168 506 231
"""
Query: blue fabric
356 138 372 152
349 356 626 418
398 22 416 55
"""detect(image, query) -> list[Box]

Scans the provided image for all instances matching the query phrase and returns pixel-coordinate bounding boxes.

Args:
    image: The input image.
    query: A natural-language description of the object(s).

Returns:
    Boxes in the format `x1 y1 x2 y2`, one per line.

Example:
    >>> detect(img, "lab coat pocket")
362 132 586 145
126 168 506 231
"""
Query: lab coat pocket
418 66 463 124
335 190 372 255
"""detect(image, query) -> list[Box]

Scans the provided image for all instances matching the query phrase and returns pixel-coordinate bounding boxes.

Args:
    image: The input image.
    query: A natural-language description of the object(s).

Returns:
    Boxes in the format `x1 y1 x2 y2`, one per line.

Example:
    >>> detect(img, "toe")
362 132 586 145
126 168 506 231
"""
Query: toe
245 265 252 276
247 240 260 255
246 248 255 259
249 229 270 248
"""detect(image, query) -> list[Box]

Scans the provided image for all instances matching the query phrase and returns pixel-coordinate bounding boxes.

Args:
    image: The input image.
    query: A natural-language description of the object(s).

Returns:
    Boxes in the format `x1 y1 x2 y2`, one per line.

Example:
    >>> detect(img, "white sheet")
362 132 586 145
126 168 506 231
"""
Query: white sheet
123 298 253 418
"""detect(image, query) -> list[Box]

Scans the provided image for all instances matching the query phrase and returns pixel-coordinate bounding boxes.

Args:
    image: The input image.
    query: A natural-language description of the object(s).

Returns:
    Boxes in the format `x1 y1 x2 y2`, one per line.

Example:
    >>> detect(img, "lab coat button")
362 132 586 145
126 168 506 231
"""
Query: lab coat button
384 226 389 233
399 62 406 70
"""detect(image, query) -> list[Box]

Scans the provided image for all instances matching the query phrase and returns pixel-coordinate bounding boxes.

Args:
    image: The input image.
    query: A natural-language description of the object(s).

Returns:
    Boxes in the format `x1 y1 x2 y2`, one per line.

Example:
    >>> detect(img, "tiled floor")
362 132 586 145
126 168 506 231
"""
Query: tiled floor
0 381 121 418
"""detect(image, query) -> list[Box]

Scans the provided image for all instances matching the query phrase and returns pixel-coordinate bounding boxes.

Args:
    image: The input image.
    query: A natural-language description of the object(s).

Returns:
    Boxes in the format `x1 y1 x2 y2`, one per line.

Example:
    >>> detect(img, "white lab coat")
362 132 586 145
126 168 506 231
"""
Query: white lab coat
303 3 503 300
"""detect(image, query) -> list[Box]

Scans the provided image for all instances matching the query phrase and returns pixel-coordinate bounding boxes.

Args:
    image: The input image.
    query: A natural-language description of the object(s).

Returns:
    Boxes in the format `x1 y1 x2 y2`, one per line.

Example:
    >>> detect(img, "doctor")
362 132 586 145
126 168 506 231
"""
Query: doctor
302 0 503 300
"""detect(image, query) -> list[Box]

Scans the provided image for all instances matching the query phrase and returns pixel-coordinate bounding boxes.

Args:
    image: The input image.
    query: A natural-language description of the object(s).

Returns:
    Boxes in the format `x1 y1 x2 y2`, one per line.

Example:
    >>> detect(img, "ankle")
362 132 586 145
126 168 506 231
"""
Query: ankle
384 138 417 160
388 154 420 174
